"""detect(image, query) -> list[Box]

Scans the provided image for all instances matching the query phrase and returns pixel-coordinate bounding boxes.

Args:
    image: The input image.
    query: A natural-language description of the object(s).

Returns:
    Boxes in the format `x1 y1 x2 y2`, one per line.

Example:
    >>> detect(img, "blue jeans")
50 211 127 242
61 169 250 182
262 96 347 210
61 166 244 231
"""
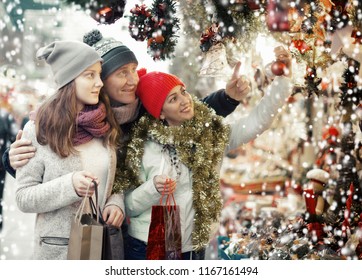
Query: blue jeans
124 235 206 260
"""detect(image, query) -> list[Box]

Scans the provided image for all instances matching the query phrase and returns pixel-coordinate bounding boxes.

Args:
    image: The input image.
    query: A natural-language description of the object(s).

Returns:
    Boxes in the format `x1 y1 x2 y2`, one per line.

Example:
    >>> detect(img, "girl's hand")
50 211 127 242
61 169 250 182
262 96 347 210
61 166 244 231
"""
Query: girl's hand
153 175 176 194
102 205 124 228
72 171 99 197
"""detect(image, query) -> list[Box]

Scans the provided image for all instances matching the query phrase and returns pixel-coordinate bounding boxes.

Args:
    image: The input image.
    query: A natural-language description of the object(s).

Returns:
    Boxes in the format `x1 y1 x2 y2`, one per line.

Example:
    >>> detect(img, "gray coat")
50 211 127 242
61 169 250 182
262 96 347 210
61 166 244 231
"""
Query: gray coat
15 121 123 260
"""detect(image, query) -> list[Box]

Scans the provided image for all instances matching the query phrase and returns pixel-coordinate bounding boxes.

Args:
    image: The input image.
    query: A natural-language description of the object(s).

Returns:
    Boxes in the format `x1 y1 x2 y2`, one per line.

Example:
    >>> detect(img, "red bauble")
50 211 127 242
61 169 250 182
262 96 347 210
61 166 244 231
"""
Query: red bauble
266 0 290 32
271 61 286 76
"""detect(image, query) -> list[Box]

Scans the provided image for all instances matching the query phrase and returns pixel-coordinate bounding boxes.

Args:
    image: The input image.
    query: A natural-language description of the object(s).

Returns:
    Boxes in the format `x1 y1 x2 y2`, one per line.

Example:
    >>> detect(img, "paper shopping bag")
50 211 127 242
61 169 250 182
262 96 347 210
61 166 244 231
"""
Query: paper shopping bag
146 184 182 260
88 183 125 260
67 197 103 260
146 205 166 260
164 204 182 260
101 222 124 260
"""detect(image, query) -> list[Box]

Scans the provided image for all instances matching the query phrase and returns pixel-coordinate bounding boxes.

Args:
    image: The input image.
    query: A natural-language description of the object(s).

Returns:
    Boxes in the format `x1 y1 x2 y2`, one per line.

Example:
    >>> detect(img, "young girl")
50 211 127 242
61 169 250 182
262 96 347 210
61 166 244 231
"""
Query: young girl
114 47 293 260
15 41 123 260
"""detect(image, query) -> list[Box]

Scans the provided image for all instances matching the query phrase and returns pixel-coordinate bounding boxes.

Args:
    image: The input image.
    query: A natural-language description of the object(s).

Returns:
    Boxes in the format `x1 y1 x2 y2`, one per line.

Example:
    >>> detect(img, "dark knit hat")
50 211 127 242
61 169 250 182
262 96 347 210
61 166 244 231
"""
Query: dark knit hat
83 29 138 80
136 70 185 119
36 40 103 89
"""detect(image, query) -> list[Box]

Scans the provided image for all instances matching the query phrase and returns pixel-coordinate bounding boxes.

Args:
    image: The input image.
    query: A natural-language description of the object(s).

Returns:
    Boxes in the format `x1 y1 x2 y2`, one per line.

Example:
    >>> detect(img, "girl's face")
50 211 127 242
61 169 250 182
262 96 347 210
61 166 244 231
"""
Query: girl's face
75 62 103 111
160 85 194 126
102 63 139 105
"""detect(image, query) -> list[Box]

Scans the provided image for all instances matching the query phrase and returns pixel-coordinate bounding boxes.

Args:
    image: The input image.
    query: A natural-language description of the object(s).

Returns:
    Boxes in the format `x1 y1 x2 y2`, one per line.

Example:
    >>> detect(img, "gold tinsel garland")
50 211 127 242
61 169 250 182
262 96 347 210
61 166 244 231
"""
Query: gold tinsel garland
113 98 230 250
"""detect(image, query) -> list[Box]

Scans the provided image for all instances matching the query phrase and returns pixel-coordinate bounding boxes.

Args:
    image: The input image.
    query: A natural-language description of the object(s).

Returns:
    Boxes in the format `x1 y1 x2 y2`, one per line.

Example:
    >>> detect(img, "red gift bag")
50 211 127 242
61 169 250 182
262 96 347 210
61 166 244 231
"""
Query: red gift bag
146 182 182 260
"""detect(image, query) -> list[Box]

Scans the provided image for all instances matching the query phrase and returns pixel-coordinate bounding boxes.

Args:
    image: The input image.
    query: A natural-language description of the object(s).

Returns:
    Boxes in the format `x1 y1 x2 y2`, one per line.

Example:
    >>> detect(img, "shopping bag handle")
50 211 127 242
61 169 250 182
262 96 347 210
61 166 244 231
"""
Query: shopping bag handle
74 180 100 223
90 180 101 223
75 181 92 222
159 179 177 211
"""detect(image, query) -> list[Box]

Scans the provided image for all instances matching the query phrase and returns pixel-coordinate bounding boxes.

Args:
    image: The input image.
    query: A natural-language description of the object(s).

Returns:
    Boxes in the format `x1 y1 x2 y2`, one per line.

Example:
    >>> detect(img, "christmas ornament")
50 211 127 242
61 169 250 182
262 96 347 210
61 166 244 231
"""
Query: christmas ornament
65 0 126 24
270 60 286 76
209 0 264 51
290 39 311 55
339 58 361 107
199 23 222 53
351 29 362 45
245 0 263 11
91 0 127 24
304 65 322 97
266 0 290 32
128 0 180 60
326 0 349 32
128 4 152 41
199 43 230 77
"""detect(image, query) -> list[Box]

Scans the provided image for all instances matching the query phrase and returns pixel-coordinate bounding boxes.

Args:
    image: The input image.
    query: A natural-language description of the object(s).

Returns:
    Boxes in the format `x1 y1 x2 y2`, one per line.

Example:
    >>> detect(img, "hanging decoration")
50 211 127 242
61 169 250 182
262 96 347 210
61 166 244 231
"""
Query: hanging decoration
304 65 322 97
199 23 223 53
199 42 230 77
266 0 290 32
64 0 127 24
347 1 362 45
284 1 336 97
315 125 340 174
270 60 287 76
209 0 264 50
326 0 350 33
128 4 152 41
198 1 265 76
128 0 180 60
339 57 362 107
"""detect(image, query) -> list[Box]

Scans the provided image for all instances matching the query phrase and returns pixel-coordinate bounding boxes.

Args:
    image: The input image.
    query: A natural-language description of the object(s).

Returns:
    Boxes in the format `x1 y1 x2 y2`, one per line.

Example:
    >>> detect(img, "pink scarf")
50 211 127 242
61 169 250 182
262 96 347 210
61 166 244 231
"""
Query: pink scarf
73 102 110 146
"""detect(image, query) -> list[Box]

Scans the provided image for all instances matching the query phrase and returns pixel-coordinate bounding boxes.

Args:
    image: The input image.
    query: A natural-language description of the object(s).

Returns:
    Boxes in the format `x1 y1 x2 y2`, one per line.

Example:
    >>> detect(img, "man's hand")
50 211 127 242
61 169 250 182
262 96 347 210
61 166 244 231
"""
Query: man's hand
225 61 251 102
9 130 36 169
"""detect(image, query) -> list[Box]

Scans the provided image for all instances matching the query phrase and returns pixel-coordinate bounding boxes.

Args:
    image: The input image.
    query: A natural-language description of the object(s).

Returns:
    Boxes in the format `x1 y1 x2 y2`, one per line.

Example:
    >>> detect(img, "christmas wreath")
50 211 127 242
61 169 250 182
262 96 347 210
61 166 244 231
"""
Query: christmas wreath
128 0 180 60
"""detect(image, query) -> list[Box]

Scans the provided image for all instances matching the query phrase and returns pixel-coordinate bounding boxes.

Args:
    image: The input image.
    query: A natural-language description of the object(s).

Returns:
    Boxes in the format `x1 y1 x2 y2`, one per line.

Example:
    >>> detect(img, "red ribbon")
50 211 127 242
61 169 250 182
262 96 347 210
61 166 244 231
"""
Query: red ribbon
130 4 151 17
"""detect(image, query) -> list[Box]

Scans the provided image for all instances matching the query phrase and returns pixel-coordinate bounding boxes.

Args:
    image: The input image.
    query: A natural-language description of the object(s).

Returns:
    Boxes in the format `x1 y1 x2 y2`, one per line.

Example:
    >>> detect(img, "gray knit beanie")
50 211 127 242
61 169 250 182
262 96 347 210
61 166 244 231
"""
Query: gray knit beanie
83 29 138 80
36 40 103 89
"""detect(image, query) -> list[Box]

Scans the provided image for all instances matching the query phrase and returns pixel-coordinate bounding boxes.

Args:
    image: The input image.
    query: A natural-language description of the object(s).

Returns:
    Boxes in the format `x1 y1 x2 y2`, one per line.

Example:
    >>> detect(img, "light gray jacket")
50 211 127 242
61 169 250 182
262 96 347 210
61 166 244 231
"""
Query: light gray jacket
15 121 123 260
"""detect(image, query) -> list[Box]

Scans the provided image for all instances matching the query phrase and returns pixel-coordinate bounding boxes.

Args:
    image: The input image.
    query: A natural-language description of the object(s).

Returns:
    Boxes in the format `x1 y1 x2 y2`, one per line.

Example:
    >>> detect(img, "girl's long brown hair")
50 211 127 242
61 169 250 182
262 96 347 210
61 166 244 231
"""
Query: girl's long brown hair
36 81 120 158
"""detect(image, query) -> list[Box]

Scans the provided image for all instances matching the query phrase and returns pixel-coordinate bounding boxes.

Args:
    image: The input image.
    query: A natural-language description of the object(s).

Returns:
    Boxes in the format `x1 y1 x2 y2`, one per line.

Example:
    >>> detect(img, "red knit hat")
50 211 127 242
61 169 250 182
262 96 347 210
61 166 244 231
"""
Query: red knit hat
136 70 185 119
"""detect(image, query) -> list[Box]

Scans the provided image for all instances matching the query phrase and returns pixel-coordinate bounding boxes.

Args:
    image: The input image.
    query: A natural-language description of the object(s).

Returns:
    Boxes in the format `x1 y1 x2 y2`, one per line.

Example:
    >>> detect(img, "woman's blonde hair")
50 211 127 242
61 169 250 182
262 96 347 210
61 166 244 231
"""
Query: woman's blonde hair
36 81 120 157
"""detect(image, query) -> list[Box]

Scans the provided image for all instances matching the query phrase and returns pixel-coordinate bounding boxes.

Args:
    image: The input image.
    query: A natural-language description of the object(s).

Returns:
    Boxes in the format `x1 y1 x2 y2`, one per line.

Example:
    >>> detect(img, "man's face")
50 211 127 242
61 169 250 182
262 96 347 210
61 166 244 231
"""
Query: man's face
103 63 139 104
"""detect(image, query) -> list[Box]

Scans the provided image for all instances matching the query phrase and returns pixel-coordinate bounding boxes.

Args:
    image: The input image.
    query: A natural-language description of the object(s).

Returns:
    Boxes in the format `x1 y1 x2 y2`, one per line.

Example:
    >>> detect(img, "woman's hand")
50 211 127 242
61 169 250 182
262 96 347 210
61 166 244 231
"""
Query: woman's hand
153 175 176 194
225 61 251 102
102 205 124 228
274 46 292 78
72 171 99 197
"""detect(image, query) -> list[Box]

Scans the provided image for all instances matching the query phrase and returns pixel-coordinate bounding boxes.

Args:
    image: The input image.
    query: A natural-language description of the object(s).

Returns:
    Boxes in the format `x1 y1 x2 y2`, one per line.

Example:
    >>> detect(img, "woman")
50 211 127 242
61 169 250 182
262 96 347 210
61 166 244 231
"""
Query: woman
15 41 123 260
114 47 293 260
